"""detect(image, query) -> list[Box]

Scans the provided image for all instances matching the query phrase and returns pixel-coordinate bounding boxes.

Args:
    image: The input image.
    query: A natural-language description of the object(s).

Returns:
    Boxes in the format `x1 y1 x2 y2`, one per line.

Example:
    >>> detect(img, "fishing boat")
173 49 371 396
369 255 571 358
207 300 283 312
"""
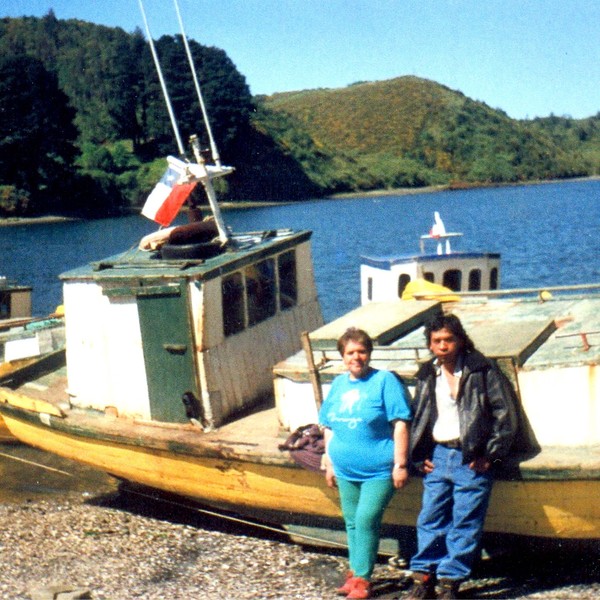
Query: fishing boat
360 211 501 304
274 285 600 543
0 1 598 555
0 0 332 542
0 278 65 441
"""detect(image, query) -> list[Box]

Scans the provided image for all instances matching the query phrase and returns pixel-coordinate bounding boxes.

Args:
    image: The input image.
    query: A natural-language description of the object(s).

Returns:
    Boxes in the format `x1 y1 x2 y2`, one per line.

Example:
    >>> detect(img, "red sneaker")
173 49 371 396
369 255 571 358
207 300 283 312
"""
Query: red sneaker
335 571 355 595
346 577 371 599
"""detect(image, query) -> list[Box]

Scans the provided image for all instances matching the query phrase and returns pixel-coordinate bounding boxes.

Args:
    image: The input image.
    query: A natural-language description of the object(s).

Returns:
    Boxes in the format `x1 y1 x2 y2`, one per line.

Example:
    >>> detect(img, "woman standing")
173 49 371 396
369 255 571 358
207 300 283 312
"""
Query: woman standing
319 327 412 599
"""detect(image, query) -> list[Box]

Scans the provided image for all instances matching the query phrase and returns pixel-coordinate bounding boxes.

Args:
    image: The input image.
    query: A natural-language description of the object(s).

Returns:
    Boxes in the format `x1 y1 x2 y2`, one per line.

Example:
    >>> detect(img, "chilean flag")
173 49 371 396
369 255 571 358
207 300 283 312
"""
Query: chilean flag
142 166 197 227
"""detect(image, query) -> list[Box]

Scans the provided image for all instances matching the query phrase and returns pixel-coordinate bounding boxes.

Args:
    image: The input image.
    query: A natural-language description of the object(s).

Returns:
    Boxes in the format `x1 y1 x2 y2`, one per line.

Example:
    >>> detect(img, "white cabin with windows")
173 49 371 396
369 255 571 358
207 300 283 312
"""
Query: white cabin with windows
360 216 501 304
60 229 323 429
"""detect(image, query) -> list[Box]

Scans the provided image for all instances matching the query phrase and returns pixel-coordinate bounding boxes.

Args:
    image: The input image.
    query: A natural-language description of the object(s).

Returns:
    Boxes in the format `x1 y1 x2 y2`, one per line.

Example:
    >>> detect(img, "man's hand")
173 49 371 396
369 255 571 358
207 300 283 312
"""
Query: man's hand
469 457 491 473
420 459 435 474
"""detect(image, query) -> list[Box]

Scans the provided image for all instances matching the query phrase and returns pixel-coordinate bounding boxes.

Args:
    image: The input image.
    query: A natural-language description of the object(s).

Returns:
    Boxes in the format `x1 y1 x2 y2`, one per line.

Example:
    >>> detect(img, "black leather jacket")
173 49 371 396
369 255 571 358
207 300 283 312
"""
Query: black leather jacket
410 349 522 469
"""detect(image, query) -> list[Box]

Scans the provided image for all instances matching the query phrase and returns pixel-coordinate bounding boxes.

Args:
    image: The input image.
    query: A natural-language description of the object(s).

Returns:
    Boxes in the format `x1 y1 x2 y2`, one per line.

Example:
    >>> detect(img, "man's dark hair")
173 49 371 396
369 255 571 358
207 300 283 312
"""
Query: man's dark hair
424 313 475 352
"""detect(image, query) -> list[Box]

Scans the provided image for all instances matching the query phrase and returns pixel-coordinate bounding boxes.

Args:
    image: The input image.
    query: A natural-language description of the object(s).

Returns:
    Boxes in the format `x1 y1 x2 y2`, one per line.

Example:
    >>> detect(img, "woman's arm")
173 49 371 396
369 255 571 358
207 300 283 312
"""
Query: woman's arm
323 427 337 488
392 420 410 489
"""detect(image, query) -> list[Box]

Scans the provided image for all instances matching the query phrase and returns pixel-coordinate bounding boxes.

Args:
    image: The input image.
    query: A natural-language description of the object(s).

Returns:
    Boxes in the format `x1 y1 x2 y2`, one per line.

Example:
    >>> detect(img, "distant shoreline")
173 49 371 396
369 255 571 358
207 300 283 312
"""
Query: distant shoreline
329 174 600 200
0 215 82 227
1 175 597 226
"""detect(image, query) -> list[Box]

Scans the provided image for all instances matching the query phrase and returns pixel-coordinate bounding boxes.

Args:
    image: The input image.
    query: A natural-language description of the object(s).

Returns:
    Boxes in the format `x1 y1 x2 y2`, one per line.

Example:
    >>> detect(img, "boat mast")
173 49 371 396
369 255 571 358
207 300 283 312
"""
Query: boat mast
173 0 222 168
137 0 186 157
137 0 231 244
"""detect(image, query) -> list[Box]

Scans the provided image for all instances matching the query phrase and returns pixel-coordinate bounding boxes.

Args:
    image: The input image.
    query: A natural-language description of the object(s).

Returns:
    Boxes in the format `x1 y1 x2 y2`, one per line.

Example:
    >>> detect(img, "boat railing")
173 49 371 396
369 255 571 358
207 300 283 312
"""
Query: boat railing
555 329 600 352
411 282 600 301
419 232 463 255
313 345 429 367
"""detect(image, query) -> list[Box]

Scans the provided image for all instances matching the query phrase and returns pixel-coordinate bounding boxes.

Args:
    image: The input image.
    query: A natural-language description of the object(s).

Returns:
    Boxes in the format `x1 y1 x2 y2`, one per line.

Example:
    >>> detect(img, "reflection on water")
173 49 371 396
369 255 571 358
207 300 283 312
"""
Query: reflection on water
0 442 118 503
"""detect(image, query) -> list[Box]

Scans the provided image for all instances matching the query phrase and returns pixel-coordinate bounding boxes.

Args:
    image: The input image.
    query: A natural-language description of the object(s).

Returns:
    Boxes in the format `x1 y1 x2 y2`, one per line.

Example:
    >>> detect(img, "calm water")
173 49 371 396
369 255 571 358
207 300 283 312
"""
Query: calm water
1 179 599 323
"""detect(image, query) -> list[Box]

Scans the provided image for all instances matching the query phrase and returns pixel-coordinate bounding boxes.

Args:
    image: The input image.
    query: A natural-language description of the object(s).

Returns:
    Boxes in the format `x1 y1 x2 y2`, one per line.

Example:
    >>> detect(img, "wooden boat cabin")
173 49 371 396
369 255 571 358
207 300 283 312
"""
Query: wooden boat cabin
0 277 64 367
59 229 323 429
360 216 500 304
0 278 32 324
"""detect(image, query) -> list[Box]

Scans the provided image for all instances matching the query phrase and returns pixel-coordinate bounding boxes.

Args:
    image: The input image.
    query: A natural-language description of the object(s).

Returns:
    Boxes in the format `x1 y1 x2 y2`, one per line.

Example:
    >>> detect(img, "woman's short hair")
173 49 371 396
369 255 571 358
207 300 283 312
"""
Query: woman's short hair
424 313 475 352
337 327 373 355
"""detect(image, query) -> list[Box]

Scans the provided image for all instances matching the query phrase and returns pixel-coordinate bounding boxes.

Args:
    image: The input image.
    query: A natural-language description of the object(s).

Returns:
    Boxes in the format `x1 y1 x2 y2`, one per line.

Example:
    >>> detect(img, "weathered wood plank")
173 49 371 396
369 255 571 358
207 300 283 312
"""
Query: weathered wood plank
468 319 557 366
0 388 65 417
309 301 441 349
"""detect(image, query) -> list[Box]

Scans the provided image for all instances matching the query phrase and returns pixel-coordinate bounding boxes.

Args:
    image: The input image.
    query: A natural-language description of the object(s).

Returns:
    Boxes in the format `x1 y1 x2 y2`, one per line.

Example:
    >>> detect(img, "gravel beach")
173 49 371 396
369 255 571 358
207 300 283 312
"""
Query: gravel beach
0 486 599 600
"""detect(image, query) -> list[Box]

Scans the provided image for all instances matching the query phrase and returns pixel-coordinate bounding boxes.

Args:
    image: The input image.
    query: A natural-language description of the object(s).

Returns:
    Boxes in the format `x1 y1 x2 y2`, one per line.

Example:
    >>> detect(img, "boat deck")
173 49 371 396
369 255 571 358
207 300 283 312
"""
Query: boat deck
4 365 292 465
276 294 600 388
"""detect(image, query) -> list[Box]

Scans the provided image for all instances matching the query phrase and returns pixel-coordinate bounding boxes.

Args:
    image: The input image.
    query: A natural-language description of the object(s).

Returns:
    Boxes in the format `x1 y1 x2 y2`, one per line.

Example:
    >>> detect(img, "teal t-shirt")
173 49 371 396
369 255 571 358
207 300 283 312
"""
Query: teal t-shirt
319 368 412 481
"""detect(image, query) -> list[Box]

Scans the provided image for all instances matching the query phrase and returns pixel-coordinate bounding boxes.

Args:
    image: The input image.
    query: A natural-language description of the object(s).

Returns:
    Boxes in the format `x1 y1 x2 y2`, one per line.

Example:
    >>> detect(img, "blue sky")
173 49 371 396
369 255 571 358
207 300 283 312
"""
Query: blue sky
5 0 599 120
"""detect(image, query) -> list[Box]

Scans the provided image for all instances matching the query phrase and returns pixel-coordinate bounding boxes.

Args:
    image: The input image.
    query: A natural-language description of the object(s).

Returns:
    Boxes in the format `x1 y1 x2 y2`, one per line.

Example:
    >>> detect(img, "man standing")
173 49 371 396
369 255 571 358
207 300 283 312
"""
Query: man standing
406 314 538 599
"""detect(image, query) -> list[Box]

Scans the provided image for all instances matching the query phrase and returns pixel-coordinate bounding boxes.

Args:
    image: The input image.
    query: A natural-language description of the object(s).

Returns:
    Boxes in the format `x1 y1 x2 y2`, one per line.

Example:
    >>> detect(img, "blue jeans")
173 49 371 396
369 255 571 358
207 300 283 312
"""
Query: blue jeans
337 477 395 580
410 444 493 581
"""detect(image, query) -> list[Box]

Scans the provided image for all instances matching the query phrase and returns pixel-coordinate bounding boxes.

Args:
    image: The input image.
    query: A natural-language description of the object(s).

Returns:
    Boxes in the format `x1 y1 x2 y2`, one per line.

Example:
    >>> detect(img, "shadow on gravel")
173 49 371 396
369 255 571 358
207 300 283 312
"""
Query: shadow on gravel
86 485 600 599
458 537 600 599
87 481 295 544
87 481 354 594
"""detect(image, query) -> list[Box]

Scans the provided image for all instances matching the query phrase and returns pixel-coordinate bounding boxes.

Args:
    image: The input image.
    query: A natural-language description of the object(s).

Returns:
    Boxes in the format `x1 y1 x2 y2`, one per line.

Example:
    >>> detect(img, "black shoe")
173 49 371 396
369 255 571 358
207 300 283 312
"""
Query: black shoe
405 572 436 599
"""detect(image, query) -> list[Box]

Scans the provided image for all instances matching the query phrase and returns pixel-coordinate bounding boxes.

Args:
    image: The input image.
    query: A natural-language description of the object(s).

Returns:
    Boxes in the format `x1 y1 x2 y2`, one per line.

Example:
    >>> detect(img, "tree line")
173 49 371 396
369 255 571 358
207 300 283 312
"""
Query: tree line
0 13 598 218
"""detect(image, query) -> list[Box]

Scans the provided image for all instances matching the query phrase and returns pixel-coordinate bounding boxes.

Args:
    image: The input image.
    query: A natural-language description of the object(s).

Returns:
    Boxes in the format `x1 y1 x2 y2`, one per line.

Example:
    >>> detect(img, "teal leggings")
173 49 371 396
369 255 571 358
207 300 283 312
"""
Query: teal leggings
337 477 395 580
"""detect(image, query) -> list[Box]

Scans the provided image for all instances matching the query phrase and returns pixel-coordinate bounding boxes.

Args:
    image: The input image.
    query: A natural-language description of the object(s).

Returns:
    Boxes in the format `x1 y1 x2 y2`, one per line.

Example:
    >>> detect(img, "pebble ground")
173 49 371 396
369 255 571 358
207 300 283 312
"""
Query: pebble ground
0 486 598 599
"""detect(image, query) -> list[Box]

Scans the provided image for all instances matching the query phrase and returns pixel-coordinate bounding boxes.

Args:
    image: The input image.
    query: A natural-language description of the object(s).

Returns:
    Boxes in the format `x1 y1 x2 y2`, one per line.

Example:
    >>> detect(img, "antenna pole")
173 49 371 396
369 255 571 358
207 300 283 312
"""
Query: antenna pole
138 0 186 156
173 0 222 167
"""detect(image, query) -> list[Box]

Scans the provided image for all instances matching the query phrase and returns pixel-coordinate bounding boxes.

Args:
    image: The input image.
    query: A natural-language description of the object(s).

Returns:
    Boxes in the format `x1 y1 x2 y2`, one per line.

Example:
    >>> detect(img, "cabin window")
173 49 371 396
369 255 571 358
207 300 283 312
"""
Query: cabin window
468 269 482 291
222 251 298 337
490 267 499 290
0 292 9 319
246 258 276 326
222 272 245 336
443 269 462 292
424 272 434 283
278 250 297 310
398 274 411 298
367 277 373 301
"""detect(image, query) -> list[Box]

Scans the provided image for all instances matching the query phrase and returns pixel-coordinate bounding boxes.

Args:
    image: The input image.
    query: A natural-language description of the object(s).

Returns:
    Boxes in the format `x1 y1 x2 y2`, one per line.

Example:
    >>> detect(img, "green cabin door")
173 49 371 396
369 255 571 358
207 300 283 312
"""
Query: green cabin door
136 283 199 423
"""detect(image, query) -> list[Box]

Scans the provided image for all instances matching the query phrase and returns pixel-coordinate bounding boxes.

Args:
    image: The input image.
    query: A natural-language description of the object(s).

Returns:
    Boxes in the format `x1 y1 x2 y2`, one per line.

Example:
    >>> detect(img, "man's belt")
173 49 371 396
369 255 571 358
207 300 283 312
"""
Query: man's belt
437 439 461 449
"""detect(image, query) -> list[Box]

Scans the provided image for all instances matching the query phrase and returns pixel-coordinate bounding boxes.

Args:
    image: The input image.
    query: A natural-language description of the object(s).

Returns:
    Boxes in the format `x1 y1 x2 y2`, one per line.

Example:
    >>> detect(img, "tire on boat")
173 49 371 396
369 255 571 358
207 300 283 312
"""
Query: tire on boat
160 242 224 260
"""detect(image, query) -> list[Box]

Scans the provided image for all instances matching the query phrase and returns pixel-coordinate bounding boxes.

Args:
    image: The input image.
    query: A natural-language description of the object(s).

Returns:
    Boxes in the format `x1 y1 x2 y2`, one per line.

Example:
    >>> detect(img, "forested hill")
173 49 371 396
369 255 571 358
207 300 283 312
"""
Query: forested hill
259 77 600 191
0 14 599 218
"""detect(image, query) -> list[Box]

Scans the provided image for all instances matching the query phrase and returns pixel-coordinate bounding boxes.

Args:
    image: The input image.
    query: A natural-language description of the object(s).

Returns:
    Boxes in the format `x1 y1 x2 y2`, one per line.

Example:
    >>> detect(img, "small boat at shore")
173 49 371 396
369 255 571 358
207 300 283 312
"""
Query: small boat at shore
0 278 65 441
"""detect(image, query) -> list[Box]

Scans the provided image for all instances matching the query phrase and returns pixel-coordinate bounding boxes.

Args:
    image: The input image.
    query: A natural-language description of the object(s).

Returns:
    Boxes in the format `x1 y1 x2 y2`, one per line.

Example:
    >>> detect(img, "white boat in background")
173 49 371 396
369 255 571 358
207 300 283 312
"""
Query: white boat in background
0 278 65 441
0 276 64 366
0 278 33 325
0 277 64 370
361 212 501 303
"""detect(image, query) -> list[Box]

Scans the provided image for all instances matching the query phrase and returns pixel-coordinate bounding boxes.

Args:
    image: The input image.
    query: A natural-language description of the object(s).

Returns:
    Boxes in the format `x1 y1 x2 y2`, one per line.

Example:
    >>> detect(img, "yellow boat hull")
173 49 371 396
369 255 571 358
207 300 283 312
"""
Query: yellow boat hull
2 412 599 541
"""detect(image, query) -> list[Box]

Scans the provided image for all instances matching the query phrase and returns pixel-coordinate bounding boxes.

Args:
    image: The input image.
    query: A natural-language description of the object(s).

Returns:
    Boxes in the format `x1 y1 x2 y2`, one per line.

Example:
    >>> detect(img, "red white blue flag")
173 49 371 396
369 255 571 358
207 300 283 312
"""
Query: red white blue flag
142 166 197 227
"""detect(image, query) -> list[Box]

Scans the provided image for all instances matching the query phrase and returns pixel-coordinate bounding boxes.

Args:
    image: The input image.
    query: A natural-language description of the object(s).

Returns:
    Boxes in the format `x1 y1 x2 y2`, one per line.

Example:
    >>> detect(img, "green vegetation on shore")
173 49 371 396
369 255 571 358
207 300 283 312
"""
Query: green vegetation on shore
0 13 598 218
